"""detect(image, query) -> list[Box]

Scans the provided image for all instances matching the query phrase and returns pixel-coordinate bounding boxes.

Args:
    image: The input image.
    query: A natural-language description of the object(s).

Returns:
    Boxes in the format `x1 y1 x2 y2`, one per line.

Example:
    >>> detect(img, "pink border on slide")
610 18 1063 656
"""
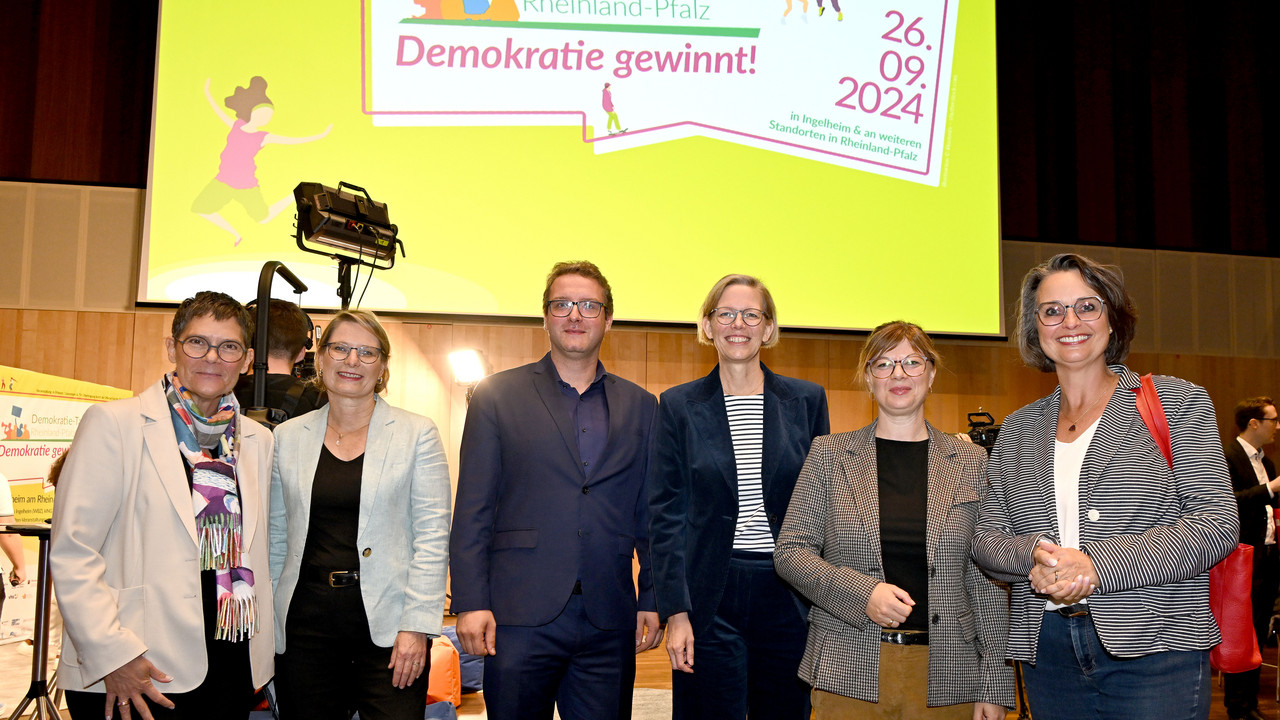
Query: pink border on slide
359 1 950 177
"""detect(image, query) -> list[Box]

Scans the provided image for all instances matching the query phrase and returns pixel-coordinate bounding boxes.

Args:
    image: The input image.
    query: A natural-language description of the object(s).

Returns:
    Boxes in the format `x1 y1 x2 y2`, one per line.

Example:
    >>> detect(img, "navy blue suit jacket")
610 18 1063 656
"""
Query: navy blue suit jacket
648 364 829 634
449 353 658 630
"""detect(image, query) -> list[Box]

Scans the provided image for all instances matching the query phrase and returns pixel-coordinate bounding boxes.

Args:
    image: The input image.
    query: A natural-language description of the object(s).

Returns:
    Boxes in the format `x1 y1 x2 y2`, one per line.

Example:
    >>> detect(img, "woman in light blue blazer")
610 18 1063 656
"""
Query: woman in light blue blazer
269 310 451 720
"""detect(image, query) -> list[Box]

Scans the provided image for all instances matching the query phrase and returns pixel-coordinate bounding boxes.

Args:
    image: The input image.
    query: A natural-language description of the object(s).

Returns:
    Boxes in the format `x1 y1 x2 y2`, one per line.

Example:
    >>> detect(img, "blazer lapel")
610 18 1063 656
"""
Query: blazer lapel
359 398 396 539
924 424 960 567
1079 367 1141 531
293 405 329 543
760 365 795 498
837 424 882 563
1031 390 1061 540
139 383 199 546
532 358 585 478
238 420 261 550
688 368 736 494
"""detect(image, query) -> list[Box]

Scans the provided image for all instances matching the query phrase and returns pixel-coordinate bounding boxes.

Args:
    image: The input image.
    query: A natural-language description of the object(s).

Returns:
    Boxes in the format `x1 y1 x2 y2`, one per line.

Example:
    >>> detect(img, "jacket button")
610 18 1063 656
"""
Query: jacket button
363 548 372 557
578 529 584 537
582 486 590 495
767 514 778 523
931 613 940 625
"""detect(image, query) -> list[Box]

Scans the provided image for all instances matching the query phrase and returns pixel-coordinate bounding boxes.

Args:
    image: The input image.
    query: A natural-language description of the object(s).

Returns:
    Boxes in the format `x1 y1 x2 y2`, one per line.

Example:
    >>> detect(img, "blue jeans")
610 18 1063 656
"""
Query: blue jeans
1022 611 1210 720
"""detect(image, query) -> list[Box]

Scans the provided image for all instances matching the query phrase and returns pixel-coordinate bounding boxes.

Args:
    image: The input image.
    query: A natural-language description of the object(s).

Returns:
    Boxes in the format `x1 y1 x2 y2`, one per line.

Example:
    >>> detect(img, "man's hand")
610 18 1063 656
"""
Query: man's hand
103 655 173 720
456 610 497 656
635 611 662 653
664 612 694 672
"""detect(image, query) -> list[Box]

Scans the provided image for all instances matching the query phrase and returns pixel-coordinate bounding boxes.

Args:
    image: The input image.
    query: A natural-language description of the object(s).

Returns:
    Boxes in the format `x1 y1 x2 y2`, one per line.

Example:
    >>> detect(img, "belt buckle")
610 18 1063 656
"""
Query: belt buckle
328 570 358 588
1054 603 1088 618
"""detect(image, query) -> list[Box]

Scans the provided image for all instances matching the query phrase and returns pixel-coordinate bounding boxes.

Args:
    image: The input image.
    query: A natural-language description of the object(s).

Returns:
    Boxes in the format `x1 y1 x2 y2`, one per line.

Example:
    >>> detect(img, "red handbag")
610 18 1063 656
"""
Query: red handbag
1132 373 1260 673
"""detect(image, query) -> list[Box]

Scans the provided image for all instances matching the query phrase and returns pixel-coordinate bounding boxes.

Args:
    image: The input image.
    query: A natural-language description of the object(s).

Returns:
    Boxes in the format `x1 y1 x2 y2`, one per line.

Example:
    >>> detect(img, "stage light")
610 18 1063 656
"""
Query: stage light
449 349 490 403
294 181 405 309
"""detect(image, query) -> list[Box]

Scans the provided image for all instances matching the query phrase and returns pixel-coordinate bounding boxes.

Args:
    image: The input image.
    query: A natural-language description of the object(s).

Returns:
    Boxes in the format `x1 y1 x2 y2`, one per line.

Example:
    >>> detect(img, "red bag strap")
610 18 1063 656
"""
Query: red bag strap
1131 373 1173 469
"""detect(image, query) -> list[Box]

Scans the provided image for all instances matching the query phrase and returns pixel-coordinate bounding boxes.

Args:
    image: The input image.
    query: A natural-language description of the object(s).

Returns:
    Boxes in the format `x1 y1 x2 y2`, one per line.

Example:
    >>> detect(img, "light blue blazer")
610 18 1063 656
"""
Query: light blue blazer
269 395 451 652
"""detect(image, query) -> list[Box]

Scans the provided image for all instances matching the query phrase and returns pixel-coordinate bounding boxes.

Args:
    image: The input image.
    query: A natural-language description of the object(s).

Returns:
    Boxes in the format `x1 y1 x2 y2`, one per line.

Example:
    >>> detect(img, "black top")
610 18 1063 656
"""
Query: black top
876 437 930 632
300 445 364 573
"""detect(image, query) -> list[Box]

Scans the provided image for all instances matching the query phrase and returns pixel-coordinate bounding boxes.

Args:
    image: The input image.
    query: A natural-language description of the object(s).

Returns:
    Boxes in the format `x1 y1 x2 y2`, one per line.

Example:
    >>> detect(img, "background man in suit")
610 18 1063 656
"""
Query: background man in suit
449 261 662 720
1224 396 1280 720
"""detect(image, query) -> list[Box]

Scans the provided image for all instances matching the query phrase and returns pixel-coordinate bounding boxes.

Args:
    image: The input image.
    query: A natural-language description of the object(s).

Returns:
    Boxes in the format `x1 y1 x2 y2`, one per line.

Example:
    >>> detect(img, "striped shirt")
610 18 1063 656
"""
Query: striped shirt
727 394 770 551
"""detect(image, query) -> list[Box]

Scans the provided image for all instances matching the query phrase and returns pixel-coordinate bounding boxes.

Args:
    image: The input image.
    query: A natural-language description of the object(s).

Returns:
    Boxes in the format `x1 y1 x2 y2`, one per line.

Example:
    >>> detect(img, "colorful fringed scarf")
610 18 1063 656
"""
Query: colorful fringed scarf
163 373 258 642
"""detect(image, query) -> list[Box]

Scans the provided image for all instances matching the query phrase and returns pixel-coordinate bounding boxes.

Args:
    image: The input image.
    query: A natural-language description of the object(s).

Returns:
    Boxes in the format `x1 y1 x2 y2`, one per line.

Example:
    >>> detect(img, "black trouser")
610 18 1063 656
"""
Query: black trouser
671 551 811 720
274 575 430 720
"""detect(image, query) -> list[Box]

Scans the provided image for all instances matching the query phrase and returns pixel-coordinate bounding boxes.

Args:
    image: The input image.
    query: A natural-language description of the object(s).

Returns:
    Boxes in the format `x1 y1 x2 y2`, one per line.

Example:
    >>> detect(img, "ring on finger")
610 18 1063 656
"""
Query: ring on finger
118 700 130 706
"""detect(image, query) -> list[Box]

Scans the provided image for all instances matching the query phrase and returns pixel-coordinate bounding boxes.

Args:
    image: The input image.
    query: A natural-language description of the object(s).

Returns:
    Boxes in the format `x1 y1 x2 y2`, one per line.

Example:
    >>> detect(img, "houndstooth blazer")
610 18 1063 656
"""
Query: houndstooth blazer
774 421 1014 707
972 365 1238 663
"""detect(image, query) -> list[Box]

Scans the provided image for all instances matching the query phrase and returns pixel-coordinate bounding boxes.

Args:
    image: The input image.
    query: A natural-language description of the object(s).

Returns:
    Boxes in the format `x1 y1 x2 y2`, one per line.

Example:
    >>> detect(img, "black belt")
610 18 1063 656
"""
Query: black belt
1050 603 1089 618
305 568 360 588
880 630 929 645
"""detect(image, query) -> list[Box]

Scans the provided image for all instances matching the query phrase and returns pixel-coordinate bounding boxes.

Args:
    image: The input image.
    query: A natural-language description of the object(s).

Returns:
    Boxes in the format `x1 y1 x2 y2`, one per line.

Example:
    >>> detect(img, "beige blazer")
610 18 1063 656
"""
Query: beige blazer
269 396 451 652
50 381 275 692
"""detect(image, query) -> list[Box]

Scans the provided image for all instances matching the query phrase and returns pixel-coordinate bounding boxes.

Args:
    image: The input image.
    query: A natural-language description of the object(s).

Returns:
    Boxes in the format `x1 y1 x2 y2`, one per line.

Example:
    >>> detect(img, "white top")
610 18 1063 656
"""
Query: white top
1047 420 1099 610
1237 436 1275 545
726 394 771 552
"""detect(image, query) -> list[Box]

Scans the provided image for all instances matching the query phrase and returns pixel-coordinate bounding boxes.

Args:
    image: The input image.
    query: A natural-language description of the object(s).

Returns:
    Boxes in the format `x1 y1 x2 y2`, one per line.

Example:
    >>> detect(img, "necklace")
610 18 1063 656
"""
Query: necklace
1061 377 1118 432
327 422 369 447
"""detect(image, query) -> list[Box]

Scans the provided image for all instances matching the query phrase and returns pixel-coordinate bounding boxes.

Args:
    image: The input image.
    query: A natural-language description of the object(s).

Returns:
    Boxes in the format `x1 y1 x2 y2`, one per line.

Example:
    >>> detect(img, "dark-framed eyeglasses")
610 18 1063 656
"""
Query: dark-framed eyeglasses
546 300 607 318
177 335 246 363
709 308 766 326
324 342 384 364
1259 416 1279 425
867 355 931 379
1036 296 1106 326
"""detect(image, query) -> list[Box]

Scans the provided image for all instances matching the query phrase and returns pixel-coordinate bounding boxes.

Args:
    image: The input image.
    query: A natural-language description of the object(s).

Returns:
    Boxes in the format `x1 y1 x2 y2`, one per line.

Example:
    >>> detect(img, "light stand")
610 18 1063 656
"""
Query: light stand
3 523 61 720
244 261 309 429
293 181 404 310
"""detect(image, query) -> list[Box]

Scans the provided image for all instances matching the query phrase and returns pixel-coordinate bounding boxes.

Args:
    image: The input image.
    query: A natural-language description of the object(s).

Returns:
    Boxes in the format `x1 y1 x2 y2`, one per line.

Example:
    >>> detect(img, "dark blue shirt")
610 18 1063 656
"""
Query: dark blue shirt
551 361 609 479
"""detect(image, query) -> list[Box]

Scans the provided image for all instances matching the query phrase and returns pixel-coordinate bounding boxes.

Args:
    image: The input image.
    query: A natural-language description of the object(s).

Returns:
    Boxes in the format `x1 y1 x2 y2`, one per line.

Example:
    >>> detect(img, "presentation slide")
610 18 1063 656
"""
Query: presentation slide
144 0 1000 334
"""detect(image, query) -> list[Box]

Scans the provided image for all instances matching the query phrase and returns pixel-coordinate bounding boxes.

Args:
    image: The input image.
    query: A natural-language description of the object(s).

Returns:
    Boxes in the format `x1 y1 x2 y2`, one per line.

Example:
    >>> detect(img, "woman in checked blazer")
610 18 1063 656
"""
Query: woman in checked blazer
775 321 1013 720
973 254 1237 720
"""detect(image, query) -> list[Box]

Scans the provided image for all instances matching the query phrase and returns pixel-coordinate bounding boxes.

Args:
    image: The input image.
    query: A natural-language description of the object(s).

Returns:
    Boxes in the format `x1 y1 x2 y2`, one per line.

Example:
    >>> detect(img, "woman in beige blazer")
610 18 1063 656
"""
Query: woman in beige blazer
51 291 275 720
774 321 1012 719
269 310 451 720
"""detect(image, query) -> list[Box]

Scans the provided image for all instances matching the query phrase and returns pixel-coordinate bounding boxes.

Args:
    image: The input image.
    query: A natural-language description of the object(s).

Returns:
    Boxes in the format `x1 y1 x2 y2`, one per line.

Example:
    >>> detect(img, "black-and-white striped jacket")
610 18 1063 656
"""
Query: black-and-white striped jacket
973 365 1238 662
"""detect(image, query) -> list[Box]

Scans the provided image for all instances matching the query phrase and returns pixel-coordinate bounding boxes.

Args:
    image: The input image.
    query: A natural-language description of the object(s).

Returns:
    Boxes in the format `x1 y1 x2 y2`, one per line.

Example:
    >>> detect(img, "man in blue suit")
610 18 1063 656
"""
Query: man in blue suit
450 261 662 720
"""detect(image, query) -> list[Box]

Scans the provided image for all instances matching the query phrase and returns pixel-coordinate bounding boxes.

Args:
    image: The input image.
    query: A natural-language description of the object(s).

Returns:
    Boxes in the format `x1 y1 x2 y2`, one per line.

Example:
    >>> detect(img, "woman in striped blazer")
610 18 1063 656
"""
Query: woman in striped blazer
775 320 1013 719
648 274 829 720
973 253 1238 720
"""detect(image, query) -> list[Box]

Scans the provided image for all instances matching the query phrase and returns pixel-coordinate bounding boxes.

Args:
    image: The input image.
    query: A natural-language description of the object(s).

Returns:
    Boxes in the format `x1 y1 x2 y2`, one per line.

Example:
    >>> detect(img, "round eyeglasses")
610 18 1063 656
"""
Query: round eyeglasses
324 343 384 364
867 355 931 378
709 308 766 326
177 336 246 363
546 300 607 318
1036 296 1105 326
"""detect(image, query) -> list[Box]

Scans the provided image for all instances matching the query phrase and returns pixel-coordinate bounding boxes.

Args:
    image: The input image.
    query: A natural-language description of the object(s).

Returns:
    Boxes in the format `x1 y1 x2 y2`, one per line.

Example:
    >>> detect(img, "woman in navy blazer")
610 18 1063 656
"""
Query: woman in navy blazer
648 274 829 720
269 310 451 720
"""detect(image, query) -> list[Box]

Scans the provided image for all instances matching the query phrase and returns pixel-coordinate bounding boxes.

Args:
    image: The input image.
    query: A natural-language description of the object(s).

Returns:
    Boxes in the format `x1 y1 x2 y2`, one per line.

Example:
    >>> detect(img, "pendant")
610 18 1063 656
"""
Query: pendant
1068 423 1077 432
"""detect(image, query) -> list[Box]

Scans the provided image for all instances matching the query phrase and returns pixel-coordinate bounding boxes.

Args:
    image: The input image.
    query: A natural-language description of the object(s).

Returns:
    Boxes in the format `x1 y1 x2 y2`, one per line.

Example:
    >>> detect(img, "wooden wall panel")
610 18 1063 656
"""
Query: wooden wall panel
129 311 176 394
17 310 78 378
7 308 1280 457
72 312 135 389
